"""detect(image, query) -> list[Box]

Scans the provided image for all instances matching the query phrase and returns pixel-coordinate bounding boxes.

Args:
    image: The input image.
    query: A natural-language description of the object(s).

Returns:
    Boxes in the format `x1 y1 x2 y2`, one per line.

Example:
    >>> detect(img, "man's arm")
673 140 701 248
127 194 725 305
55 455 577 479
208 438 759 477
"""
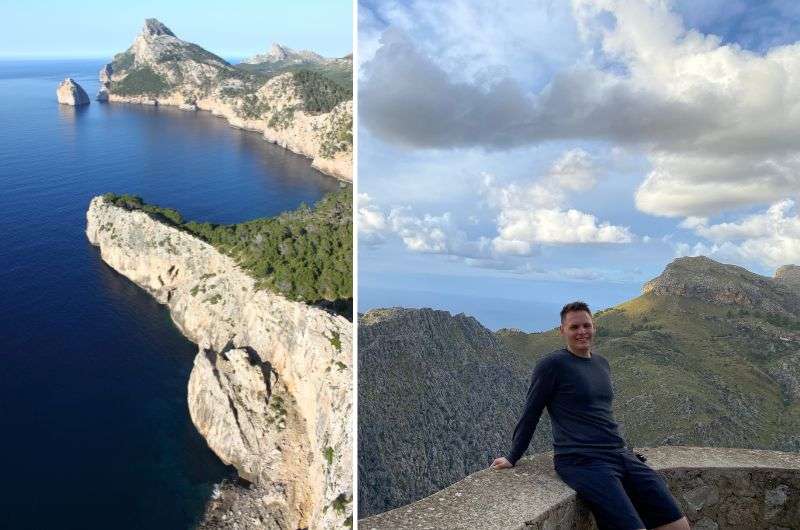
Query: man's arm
493 359 556 468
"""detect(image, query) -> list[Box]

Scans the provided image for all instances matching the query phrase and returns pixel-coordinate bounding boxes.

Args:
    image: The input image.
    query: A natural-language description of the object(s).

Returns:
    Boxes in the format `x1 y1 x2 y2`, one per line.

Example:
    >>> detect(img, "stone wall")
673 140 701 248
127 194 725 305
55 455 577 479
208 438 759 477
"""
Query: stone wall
360 447 800 530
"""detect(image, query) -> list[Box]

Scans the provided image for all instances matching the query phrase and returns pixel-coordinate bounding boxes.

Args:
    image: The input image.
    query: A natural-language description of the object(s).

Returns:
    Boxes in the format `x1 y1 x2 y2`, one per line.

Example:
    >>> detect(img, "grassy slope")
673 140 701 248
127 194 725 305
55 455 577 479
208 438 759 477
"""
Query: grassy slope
497 293 800 451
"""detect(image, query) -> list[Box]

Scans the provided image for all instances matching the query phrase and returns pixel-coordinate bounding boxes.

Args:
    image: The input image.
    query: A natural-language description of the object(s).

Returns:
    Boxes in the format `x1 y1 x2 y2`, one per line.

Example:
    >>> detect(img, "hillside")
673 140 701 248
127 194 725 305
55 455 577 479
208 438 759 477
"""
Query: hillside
359 256 800 517
238 43 353 90
499 256 800 451
99 19 352 180
358 308 543 517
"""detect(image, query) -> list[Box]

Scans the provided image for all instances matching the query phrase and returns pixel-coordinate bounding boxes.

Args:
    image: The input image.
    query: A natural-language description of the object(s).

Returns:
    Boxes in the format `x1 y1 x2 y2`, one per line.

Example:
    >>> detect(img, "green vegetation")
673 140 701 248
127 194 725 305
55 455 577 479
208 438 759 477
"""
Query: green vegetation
323 446 334 466
102 189 352 312
331 493 350 515
235 61 353 91
319 111 353 159
268 106 296 130
103 193 183 224
239 93 270 119
292 70 352 114
110 66 172 96
328 330 342 352
111 50 134 70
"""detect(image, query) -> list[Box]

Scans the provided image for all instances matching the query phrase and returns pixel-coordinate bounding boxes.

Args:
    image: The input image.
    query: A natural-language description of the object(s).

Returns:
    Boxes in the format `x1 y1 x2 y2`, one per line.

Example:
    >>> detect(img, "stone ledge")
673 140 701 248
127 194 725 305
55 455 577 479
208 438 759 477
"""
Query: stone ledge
359 446 800 530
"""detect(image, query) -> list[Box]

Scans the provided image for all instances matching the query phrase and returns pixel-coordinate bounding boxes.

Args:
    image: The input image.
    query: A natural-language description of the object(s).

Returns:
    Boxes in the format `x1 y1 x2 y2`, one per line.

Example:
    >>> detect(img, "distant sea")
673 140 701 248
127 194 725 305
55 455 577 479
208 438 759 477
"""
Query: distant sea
0 59 338 529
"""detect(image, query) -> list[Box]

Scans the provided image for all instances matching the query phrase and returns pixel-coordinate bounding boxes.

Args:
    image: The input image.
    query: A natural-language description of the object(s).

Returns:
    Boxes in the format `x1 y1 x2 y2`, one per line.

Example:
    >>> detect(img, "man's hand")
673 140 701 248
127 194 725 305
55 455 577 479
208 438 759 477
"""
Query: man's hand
490 457 513 470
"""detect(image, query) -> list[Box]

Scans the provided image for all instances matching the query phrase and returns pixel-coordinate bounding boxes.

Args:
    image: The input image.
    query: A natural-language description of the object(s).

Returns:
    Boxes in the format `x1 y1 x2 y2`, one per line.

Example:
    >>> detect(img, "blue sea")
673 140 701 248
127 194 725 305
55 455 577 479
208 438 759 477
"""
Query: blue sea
0 59 339 529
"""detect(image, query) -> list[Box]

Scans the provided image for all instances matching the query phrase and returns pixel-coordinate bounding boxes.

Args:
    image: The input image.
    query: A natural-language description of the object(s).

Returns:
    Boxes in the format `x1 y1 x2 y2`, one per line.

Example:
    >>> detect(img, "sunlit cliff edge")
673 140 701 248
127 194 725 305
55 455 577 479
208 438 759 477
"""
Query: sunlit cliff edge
86 196 352 528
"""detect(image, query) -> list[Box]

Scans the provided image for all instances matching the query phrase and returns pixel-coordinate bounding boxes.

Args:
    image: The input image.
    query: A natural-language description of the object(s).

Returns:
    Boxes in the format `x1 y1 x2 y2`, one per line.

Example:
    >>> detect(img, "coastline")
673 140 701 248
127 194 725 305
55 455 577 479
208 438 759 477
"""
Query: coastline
104 90 352 182
86 196 353 528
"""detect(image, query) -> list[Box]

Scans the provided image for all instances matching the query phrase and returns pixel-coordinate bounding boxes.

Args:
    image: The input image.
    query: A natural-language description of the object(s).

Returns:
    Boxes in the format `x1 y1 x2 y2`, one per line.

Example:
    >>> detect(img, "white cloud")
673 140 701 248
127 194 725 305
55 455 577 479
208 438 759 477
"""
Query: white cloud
358 193 389 247
361 0 800 217
358 149 633 263
483 150 633 251
678 199 800 268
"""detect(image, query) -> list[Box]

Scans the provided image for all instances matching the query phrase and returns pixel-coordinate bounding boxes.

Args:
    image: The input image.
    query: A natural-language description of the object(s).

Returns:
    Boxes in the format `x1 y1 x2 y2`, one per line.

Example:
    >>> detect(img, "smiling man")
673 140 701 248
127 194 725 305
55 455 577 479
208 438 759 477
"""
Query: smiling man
490 301 690 530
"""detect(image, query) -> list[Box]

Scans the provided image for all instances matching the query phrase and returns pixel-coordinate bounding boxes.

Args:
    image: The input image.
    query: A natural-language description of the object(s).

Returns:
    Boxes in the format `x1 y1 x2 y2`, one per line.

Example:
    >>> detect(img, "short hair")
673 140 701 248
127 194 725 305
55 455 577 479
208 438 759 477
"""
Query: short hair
560 301 592 322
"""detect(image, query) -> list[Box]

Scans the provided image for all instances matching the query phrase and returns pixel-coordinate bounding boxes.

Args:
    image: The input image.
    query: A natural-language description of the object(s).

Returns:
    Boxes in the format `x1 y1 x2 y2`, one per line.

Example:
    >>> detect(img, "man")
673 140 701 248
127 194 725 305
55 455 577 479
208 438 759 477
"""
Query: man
490 301 689 530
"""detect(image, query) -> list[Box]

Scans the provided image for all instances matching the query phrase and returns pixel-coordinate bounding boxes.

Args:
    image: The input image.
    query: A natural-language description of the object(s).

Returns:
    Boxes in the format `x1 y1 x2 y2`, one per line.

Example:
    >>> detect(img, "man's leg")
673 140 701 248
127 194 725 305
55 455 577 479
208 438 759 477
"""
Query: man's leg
620 452 688 530
653 517 690 530
555 456 646 530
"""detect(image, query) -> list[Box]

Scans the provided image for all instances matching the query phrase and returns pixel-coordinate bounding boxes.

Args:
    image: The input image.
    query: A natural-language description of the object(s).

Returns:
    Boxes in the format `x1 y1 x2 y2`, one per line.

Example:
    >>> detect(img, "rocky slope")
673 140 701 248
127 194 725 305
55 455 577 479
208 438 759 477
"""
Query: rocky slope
358 308 538 518
643 256 800 316
86 196 352 529
56 78 89 106
98 19 352 181
239 44 353 90
360 256 800 518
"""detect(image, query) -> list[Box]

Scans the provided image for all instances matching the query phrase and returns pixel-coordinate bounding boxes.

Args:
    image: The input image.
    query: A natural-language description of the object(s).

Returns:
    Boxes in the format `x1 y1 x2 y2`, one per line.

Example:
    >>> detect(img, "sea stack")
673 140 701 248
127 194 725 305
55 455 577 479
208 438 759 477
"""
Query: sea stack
56 78 90 106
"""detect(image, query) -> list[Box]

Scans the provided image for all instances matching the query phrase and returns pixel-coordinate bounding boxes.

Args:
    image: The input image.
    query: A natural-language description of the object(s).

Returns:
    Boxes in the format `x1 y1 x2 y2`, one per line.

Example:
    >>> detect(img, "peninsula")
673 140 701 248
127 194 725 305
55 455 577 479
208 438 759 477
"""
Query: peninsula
87 191 353 529
98 19 352 181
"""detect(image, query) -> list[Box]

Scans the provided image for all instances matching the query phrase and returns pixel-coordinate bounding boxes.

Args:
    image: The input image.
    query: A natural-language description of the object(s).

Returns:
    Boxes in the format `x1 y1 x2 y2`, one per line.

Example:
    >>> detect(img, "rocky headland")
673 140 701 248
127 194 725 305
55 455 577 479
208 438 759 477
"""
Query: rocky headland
86 196 352 529
98 19 352 181
359 256 800 519
56 77 90 106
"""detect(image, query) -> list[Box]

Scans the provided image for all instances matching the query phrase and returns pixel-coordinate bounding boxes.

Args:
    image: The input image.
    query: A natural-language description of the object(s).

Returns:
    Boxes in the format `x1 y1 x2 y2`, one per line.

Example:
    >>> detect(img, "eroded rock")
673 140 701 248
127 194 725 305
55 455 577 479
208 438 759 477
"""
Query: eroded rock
56 78 90 106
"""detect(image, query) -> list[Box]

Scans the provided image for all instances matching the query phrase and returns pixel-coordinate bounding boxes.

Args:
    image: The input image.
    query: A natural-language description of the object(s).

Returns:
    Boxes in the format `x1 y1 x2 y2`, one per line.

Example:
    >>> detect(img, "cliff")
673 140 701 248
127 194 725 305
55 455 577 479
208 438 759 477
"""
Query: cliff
86 196 352 529
360 446 800 530
98 19 352 181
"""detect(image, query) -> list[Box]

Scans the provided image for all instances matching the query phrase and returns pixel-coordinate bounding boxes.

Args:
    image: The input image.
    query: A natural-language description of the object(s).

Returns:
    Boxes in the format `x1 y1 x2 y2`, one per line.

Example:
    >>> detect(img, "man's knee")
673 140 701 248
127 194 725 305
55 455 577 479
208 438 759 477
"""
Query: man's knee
654 516 690 530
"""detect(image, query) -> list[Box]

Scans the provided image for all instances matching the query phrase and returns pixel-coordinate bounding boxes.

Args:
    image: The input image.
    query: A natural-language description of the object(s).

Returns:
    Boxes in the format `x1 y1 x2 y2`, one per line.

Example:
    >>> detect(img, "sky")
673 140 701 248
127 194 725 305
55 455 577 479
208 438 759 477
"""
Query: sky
358 0 800 331
0 0 352 58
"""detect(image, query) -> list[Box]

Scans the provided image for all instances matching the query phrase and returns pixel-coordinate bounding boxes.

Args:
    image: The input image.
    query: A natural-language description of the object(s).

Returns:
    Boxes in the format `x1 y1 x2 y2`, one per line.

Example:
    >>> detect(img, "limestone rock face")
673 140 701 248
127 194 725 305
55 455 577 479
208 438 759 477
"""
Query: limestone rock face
96 87 109 102
775 264 800 292
98 19 352 181
56 78 90 106
86 197 352 529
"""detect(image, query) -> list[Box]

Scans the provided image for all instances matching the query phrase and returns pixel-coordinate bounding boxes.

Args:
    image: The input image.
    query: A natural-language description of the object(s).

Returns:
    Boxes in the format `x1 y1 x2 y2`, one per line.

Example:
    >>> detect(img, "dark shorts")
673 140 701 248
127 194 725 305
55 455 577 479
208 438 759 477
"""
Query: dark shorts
554 449 683 530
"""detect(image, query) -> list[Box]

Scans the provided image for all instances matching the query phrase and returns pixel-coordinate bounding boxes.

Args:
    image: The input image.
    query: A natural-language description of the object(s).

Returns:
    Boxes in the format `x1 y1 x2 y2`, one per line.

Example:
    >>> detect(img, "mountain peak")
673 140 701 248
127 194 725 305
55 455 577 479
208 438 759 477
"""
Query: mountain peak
775 264 800 290
142 18 175 38
268 43 290 60
643 255 800 315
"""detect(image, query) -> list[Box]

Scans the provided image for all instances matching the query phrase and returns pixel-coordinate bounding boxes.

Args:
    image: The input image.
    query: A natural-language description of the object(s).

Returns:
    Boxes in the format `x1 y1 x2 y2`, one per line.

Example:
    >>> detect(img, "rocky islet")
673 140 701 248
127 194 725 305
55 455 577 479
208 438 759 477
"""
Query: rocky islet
56 77 90 106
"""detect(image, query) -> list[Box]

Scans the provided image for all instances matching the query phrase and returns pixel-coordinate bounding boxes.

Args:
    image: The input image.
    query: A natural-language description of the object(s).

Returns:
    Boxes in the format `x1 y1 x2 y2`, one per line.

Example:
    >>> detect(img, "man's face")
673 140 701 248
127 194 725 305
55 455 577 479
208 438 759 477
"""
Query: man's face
560 310 594 354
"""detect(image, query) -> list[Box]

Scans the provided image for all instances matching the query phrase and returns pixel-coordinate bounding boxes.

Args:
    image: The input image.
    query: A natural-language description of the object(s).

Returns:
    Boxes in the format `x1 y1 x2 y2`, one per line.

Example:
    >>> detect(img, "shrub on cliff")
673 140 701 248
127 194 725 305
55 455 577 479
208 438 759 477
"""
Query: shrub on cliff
110 66 172 96
292 70 351 114
102 189 352 311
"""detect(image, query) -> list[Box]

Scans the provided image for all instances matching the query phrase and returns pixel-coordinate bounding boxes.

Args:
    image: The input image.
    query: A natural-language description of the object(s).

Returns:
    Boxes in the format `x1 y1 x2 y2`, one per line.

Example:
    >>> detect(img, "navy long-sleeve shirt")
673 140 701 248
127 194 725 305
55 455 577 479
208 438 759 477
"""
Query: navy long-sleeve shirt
506 348 626 465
